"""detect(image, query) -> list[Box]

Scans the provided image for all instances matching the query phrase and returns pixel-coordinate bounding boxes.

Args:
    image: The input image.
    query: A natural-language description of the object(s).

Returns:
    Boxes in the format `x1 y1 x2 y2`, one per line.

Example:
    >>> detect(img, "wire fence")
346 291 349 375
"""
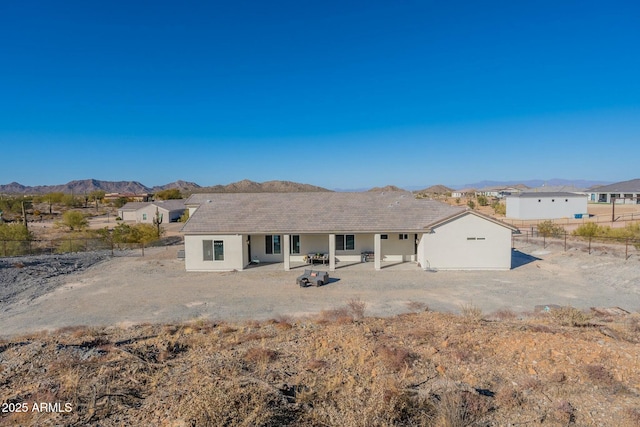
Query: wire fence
502 211 640 228
513 230 640 259
0 236 182 258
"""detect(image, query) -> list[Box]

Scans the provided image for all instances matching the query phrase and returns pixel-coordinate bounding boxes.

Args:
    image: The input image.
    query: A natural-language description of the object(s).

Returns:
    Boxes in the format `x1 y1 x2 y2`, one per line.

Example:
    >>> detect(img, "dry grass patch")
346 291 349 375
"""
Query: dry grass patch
244 347 278 364
376 345 415 372
405 300 429 312
459 303 483 322
548 306 592 327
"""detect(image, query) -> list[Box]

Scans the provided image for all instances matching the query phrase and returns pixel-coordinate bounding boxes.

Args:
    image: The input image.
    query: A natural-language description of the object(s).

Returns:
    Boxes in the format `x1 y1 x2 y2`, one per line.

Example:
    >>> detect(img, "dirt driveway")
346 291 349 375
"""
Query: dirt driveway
1 242 639 337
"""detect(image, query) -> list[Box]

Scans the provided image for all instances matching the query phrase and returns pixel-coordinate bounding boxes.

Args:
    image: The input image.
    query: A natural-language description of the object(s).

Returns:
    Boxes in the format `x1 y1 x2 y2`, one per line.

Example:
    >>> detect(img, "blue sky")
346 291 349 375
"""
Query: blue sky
1 0 639 189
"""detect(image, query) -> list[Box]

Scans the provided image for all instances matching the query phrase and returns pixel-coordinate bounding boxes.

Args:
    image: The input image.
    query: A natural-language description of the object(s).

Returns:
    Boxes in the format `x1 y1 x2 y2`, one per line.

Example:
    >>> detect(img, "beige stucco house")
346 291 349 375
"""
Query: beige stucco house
118 200 186 223
181 192 517 272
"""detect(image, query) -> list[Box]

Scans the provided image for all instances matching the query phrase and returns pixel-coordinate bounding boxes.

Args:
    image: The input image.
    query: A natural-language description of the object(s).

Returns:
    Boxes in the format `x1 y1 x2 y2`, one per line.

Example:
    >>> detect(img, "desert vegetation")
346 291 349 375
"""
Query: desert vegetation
1 306 639 426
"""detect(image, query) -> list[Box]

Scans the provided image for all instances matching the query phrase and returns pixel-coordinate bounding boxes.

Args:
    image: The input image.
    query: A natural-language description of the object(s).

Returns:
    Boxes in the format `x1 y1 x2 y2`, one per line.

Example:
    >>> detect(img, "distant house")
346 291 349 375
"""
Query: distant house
118 200 186 223
104 192 151 202
506 192 588 220
476 186 522 199
587 179 640 204
181 192 518 272
451 188 476 198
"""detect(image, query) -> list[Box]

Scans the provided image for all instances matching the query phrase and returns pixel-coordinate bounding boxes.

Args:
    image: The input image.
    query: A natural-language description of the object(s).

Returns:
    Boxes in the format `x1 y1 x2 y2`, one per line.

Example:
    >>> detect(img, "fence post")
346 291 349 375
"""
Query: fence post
626 238 629 260
2 240 6 257
564 231 567 252
141 242 145 257
588 236 592 255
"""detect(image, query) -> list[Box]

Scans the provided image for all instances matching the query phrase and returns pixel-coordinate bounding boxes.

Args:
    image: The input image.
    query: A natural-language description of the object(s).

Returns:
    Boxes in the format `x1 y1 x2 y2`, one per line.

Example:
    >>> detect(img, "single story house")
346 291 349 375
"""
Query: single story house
587 179 640 204
451 188 476 198
181 192 518 272
506 192 588 220
118 200 186 223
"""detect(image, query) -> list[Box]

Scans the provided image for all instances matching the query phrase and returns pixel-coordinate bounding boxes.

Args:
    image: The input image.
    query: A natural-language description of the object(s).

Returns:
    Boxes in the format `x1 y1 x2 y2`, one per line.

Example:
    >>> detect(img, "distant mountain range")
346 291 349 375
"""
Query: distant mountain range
0 179 330 195
0 178 613 195
451 179 610 191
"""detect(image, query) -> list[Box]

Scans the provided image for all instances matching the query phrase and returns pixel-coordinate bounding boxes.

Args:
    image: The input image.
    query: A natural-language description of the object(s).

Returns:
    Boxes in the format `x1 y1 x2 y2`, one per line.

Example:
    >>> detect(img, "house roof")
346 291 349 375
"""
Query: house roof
120 200 186 212
588 179 640 193
151 199 187 212
119 202 150 211
508 192 586 198
424 210 519 232
181 191 467 234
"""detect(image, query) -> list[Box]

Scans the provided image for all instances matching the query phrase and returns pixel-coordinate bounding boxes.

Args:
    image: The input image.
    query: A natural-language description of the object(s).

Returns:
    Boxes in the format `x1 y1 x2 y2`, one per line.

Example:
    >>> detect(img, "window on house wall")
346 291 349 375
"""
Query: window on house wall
399 234 409 240
265 235 281 254
381 234 388 239
142 213 147 220
290 235 300 254
214 240 224 260
336 234 355 250
203 240 213 261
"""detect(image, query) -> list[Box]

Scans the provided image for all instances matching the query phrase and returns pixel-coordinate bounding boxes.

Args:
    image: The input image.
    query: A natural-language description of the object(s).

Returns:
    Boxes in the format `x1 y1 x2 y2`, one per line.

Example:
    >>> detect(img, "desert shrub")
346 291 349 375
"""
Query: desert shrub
573 222 602 238
490 308 517 321
467 200 476 210
317 306 353 324
183 381 300 427
435 391 490 427
347 298 367 320
459 303 483 322
307 378 435 426
0 223 34 256
492 201 506 215
376 345 414 371
537 220 565 238
583 364 617 387
244 347 278 364
555 400 576 424
477 195 488 206
406 301 429 312
548 306 591 327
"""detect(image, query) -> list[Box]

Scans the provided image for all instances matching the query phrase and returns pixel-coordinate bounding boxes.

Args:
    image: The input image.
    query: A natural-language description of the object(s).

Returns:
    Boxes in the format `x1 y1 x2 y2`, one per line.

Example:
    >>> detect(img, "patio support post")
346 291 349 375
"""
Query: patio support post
374 233 381 270
283 234 290 271
329 234 336 271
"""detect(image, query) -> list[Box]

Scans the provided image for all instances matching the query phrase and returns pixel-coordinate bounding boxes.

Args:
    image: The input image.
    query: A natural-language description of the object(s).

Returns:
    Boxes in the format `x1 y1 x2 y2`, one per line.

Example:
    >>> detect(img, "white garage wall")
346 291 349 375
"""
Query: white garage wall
420 214 512 270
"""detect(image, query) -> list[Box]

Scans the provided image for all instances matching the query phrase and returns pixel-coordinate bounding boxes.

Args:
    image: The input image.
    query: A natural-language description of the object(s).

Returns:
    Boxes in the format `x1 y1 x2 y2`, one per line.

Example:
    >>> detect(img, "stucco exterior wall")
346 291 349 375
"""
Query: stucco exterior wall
119 210 137 221
184 234 245 271
419 214 512 270
506 196 587 220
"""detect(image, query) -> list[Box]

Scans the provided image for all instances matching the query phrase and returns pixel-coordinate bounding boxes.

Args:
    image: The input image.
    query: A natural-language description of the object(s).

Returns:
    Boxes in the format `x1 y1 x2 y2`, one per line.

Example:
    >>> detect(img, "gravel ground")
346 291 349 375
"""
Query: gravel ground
1 242 639 337
0 252 110 306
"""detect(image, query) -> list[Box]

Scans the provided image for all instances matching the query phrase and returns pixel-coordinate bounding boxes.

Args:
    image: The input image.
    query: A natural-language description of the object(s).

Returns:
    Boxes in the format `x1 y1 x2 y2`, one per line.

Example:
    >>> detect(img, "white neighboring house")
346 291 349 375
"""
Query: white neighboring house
118 200 187 224
181 192 518 272
587 178 640 204
506 192 587 220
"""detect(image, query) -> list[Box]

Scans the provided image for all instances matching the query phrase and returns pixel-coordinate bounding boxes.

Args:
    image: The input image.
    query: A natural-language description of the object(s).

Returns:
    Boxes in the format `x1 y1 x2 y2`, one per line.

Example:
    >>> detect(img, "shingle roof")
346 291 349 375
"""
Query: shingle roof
588 179 640 193
181 192 466 234
151 199 186 211
120 202 150 211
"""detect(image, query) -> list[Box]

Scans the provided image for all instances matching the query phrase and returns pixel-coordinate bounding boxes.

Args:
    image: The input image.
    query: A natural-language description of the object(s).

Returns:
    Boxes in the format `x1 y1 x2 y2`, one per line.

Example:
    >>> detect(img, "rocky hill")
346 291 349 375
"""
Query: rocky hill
194 179 331 193
367 185 406 192
0 179 326 195
417 184 453 194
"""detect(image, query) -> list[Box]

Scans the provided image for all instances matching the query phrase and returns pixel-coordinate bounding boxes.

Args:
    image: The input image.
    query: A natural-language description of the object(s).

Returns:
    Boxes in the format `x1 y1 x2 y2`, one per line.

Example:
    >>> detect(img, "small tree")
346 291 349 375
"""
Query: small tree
57 211 89 231
492 201 506 215
477 195 489 206
537 220 564 238
467 200 476 210
155 188 182 200
572 222 601 238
